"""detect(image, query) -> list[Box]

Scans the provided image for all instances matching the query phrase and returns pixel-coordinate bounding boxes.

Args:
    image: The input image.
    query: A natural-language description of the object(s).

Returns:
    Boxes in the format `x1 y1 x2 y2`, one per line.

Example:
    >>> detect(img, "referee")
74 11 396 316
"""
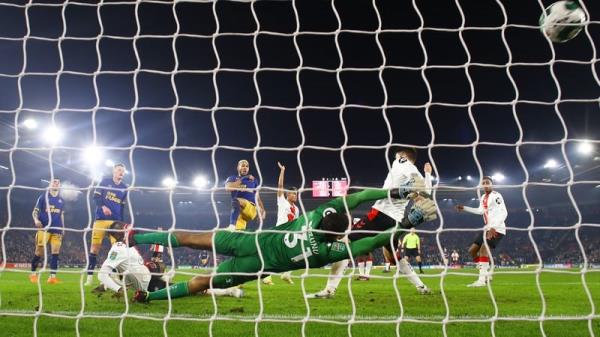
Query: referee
401 228 424 274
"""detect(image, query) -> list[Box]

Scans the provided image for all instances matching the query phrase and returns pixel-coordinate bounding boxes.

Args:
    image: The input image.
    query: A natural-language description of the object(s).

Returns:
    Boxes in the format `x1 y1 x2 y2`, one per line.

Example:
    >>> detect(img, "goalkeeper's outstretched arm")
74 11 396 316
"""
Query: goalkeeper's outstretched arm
326 197 438 262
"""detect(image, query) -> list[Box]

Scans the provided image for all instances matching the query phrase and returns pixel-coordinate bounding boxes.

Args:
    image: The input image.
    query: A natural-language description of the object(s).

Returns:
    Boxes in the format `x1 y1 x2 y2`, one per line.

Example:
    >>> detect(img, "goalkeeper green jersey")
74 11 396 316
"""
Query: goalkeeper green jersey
213 189 397 272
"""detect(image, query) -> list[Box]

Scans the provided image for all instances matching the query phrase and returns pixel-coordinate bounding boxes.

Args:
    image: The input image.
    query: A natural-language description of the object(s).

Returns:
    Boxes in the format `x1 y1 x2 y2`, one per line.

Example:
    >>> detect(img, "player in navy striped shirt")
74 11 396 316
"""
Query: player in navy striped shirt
85 163 129 286
29 179 65 284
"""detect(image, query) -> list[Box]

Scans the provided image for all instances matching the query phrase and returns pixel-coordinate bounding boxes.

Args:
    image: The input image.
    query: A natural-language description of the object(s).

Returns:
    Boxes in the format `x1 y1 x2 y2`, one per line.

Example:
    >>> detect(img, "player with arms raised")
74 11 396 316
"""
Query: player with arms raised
456 176 507 287
225 160 266 231
274 161 299 285
127 187 437 303
307 148 434 298
29 179 65 284
85 163 129 286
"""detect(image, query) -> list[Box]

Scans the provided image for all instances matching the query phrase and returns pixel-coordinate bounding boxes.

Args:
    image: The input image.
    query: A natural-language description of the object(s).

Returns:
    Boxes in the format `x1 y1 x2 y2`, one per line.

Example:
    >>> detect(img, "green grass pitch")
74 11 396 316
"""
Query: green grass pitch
1 267 599 337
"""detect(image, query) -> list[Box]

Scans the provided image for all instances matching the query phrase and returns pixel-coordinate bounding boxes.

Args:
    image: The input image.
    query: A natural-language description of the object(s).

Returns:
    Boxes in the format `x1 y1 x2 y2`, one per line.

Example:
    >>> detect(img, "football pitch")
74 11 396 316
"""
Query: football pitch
1 267 599 337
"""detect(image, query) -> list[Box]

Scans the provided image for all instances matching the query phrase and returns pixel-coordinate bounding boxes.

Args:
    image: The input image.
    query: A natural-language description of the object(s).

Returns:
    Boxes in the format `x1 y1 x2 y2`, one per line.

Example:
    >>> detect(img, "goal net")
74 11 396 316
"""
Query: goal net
0 0 599 336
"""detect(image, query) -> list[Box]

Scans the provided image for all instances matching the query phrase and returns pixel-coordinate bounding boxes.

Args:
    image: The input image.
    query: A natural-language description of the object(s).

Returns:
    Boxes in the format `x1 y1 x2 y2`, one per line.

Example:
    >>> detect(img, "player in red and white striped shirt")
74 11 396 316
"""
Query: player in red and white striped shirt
276 162 299 226
456 176 507 287
273 161 299 284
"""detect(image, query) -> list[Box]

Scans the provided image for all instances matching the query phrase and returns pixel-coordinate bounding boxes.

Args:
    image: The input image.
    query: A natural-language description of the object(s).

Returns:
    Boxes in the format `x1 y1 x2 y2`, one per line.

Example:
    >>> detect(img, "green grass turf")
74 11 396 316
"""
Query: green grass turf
1 267 599 337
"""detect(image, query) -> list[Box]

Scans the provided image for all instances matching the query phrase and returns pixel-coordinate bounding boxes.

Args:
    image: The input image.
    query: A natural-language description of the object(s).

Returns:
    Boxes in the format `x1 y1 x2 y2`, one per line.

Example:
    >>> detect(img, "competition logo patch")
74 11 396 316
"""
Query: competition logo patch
330 242 346 252
109 251 118 260
495 197 502 205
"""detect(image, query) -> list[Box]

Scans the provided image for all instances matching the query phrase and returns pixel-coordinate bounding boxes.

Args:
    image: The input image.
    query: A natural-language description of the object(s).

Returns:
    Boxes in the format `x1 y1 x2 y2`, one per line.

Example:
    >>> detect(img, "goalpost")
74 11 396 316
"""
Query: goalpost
0 0 598 336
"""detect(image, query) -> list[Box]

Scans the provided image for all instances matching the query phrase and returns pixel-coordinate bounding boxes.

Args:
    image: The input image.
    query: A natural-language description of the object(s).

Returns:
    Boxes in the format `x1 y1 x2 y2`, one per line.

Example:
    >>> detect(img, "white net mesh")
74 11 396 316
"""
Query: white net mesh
0 0 599 336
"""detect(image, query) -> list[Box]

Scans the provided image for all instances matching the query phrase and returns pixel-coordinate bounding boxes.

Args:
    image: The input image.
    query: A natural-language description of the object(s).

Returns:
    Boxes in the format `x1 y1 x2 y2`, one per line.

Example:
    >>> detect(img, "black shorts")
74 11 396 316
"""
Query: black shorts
145 261 167 291
348 208 399 251
473 231 504 249
404 248 419 257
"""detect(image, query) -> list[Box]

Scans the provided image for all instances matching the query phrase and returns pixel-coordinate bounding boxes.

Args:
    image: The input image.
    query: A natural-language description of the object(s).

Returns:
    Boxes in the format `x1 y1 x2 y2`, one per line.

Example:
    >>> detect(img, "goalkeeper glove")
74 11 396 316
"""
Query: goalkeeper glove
400 197 437 229
393 173 428 199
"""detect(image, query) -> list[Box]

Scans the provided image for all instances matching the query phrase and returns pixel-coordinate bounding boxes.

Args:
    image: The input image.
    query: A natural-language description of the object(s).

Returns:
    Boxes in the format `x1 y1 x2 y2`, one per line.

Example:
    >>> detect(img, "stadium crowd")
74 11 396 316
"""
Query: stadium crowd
3 223 598 268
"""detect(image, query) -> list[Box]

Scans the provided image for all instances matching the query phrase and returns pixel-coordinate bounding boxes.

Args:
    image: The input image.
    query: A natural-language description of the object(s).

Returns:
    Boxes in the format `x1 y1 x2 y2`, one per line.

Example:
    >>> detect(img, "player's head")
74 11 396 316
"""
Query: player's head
394 147 417 164
320 213 349 242
113 163 126 182
49 178 60 193
237 160 250 176
286 187 298 203
410 227 416 234
482 176 494 193
108 221 128 242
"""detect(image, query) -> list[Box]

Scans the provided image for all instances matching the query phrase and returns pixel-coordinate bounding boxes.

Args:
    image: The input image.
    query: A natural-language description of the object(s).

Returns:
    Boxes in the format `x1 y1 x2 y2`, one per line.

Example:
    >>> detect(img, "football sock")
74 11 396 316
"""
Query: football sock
50 254 59 277
398 259 424 288
31 255 41 272
365 259 373 276
326 259 348 291
478 256 490 282
87 253 97 275
148 281 190 301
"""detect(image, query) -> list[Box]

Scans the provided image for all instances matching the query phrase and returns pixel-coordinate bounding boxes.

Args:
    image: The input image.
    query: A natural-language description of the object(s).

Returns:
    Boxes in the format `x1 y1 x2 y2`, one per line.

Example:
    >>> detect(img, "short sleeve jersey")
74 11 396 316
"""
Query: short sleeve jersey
34 192 64 233
94 177 128 221
226 175 259 204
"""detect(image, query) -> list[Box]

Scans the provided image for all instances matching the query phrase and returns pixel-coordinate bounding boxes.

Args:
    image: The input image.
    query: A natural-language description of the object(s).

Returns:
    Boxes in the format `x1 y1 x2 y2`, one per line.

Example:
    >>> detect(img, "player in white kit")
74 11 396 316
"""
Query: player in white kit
274 161 299 285
451 250 460 266
306 148 435 298
96 222 243 298
456 176 507 287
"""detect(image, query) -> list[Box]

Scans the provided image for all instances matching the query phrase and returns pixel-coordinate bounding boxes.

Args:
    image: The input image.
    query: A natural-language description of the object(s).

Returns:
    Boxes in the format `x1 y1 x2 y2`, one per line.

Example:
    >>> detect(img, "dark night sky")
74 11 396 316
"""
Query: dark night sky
0 0 599 231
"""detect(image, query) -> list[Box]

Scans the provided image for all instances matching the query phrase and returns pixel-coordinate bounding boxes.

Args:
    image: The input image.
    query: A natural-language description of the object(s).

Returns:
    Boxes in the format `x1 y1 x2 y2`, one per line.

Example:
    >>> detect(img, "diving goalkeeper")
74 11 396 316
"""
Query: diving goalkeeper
126 186 436 303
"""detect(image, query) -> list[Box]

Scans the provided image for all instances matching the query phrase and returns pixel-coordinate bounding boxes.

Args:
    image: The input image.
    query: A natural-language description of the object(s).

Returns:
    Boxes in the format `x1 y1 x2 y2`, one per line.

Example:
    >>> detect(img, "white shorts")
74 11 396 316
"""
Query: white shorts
112 267 151 291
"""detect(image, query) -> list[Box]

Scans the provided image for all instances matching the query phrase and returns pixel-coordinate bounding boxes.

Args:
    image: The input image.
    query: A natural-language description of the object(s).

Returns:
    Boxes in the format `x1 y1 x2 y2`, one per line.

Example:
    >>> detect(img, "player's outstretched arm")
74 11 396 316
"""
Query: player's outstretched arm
423 163 433 195
318 188 409 215
276 162 285 198
131 230 214 251
326 197 437 262
457 201 483 215
32 196 42 228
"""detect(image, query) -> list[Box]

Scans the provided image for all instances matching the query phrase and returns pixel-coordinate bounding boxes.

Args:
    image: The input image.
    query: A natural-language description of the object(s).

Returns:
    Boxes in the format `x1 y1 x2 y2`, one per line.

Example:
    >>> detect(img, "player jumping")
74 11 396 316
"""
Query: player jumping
456 176 507 287
274 161 299 285
225 159 266 231
127 187 436 303
307 148 433 298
